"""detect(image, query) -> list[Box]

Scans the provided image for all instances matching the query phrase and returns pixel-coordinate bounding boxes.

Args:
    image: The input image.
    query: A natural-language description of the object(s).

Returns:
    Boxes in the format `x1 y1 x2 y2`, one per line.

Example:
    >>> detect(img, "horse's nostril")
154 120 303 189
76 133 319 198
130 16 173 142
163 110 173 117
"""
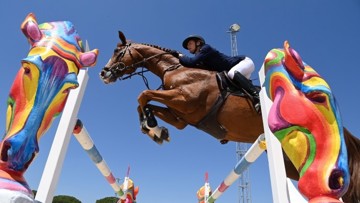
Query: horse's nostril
329 169 345 190
24 152 36 170
1 141 11 162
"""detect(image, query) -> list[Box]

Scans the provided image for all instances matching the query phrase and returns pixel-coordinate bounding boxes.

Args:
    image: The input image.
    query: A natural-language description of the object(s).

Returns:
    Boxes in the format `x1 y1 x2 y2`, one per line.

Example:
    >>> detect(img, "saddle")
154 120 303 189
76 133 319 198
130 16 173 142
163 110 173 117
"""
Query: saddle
216 71 247 97
194 71 259 144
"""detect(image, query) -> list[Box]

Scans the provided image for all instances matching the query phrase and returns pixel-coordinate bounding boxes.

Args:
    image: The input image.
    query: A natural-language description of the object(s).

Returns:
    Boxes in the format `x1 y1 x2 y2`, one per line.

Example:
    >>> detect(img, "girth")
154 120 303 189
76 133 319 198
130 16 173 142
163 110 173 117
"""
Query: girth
193 93 229 140
193 71 246 140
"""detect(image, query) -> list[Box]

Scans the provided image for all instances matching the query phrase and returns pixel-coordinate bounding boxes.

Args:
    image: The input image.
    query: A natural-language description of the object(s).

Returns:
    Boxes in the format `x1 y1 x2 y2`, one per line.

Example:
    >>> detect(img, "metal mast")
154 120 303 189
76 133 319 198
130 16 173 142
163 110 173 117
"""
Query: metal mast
227 23 252 203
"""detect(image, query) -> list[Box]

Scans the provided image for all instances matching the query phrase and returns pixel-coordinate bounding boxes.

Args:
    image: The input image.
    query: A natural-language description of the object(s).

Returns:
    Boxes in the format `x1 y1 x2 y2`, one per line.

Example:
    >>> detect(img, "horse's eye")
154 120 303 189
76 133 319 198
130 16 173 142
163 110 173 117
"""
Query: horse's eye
23 66 31 75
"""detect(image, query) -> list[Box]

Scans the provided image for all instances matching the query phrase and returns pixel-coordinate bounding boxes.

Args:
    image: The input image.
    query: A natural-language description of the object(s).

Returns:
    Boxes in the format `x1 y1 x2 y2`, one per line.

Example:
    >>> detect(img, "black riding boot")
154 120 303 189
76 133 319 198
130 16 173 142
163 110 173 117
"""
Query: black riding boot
233 71 259 99
233 71 260 113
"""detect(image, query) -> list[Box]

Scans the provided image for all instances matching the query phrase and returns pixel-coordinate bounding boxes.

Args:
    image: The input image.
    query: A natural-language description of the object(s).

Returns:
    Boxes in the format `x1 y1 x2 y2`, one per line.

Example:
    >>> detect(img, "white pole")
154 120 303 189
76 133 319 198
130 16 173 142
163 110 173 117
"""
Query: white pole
35 69 89 203
258 65 289 203
258 65 306 203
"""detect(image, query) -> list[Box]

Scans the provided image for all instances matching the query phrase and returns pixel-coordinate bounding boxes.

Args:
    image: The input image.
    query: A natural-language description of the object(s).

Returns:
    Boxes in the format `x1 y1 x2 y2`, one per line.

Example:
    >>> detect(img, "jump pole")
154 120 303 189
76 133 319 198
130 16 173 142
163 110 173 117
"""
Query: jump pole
206 134 266 203
72 119 126 199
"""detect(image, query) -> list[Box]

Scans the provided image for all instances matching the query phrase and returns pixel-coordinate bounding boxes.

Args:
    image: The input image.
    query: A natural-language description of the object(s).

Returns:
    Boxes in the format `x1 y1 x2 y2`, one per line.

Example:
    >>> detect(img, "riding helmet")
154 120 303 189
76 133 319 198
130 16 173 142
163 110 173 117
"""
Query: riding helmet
182 35 205 49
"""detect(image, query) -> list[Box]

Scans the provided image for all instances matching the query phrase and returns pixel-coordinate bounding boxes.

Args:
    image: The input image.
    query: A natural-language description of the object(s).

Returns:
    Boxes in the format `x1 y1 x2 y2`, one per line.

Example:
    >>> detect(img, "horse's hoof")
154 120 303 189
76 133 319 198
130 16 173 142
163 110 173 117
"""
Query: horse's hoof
153 134 164 145
160 127 170 142
140 121 149 134
144 130 163 145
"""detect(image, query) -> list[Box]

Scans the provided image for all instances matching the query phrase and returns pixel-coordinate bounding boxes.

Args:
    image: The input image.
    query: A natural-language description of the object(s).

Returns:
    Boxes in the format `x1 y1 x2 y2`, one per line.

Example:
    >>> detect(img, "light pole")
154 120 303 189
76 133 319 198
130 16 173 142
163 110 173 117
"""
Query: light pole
227 23 252 203
228 23 240 56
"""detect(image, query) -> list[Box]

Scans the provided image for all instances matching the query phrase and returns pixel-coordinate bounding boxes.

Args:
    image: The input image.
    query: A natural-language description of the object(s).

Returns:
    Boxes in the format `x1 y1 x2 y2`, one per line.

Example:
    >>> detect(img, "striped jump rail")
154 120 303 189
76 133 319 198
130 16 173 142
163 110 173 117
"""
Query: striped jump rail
206 134 266 203
73 119 126 200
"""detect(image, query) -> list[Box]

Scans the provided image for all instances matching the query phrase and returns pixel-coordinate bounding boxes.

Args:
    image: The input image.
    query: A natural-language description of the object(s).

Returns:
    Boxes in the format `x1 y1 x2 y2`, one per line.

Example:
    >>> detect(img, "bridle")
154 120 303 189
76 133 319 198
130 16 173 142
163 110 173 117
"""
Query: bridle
108 43 181 90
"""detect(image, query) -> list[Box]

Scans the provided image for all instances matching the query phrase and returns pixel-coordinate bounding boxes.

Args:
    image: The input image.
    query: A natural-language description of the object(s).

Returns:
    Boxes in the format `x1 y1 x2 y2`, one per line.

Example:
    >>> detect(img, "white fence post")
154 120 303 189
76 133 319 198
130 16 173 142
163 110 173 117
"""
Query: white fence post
35 69 89 203
258 65 306 203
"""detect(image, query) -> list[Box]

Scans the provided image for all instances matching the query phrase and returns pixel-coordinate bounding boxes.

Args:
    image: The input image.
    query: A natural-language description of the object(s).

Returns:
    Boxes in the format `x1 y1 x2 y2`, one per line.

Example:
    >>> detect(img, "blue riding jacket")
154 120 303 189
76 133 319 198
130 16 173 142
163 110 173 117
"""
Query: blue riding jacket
179 44 246 72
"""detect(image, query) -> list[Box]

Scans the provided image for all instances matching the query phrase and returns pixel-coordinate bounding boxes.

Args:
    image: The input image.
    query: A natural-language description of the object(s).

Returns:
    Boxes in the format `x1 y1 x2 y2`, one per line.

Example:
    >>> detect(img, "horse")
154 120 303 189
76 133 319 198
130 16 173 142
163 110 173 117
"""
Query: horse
100 31 360 202
0 13 98 202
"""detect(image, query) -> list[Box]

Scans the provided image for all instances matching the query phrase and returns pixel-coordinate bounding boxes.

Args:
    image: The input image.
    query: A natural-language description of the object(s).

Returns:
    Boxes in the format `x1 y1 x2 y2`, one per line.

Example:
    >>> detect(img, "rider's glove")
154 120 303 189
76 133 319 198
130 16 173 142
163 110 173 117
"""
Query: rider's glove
169 50 180 58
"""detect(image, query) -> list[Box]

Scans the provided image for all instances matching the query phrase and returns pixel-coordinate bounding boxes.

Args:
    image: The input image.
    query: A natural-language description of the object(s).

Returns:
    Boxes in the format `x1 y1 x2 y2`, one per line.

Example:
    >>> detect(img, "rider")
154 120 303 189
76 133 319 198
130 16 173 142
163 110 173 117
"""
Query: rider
174 35 259 107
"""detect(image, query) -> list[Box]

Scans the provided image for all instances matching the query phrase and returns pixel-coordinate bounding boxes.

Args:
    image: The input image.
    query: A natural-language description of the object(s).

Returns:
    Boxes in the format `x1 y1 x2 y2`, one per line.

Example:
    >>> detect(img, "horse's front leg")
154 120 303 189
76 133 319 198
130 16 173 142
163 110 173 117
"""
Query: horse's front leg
143 104 188 129
137 89 190 144
137 88 193 113
137 105 171 145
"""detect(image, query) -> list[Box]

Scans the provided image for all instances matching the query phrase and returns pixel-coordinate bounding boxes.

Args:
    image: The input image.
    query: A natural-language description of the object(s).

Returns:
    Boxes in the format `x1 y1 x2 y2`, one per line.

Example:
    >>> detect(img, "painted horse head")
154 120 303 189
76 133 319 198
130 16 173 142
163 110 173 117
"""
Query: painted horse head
0 13 98 198
118 178 139 203
196 185 212 203
263 41 349 202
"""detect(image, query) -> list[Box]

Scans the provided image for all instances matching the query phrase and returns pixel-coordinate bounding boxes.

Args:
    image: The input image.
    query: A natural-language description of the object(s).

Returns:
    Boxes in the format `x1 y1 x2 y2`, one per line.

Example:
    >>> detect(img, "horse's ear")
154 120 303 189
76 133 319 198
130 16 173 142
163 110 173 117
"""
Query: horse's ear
118 31 127 45
283 40 305 80
21 13 43 46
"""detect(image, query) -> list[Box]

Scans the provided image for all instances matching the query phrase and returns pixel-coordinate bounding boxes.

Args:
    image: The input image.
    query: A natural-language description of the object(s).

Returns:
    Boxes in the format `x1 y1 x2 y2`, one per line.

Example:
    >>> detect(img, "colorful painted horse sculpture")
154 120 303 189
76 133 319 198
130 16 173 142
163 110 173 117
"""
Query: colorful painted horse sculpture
264 41 350 202
117 178 139 203
100 31 360 202
0 13 98 202
196 173 211 203
197 185 212 203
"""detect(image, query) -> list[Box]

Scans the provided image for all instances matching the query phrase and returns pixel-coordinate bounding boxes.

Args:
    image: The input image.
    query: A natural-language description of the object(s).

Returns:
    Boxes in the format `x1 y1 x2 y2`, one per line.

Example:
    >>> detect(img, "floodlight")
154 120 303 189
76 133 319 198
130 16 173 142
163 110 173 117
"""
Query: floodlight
229 23 240 32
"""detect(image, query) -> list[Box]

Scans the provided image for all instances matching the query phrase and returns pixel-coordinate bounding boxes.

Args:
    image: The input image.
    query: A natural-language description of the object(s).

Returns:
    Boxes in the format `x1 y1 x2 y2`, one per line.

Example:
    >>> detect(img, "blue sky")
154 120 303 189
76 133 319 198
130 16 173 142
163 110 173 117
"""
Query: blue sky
1 1 359 203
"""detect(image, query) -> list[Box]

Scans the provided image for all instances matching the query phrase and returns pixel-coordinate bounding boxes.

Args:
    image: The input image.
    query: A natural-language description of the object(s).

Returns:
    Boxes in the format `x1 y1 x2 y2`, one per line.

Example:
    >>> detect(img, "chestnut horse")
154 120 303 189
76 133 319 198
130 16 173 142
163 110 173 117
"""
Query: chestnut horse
100 31 360 202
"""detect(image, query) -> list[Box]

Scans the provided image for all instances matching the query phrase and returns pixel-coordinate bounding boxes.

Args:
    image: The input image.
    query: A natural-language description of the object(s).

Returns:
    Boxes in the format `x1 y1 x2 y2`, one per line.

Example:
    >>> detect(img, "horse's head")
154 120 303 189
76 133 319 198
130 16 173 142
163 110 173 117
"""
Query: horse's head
100 31 145 84
100 31 179 85
264 41 349 200
0 13 98 175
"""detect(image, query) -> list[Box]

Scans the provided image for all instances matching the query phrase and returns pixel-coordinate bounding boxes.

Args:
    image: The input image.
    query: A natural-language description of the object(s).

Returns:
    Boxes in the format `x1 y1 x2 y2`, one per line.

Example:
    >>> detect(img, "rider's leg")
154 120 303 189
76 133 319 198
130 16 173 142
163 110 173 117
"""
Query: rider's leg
227 57 254 79
232 71 259 100
227 57 259 99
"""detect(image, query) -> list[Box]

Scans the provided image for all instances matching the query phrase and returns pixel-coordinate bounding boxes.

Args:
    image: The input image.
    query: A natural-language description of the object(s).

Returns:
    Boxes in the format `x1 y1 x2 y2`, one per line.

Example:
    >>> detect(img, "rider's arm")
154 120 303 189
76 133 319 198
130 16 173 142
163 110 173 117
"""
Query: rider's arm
179 45 212 68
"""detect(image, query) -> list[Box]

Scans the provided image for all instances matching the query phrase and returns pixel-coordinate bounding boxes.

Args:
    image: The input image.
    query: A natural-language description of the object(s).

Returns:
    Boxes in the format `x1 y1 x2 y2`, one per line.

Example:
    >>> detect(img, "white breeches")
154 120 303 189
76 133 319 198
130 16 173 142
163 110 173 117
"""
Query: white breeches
227 57 255 79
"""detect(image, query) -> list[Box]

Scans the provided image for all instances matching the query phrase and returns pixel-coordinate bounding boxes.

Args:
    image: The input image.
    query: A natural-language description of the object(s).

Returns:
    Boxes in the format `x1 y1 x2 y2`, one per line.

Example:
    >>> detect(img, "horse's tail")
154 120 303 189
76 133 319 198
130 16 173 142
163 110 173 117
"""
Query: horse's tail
342 127 360 202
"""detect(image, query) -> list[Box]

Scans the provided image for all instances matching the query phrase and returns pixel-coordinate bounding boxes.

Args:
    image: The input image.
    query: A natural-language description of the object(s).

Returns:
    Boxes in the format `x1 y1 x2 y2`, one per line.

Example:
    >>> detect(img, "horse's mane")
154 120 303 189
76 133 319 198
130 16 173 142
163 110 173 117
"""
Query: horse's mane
139 43 174 53
117 41 174 53
343 127 360 202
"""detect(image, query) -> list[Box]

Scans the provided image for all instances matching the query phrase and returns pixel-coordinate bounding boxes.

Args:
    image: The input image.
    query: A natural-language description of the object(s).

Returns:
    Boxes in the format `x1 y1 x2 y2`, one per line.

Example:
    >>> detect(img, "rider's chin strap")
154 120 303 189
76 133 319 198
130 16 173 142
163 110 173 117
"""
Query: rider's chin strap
192 42 202 54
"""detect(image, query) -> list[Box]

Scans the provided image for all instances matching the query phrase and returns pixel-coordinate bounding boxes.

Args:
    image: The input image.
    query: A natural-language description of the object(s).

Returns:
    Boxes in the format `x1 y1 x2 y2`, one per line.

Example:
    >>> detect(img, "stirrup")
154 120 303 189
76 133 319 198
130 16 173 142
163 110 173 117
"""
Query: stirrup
254 102 261 114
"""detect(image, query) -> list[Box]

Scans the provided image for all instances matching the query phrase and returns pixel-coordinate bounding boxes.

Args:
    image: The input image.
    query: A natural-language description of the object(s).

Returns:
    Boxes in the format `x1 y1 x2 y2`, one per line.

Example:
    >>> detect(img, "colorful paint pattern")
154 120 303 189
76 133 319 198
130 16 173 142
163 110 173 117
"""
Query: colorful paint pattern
263 41 349 202
0 13 98 201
